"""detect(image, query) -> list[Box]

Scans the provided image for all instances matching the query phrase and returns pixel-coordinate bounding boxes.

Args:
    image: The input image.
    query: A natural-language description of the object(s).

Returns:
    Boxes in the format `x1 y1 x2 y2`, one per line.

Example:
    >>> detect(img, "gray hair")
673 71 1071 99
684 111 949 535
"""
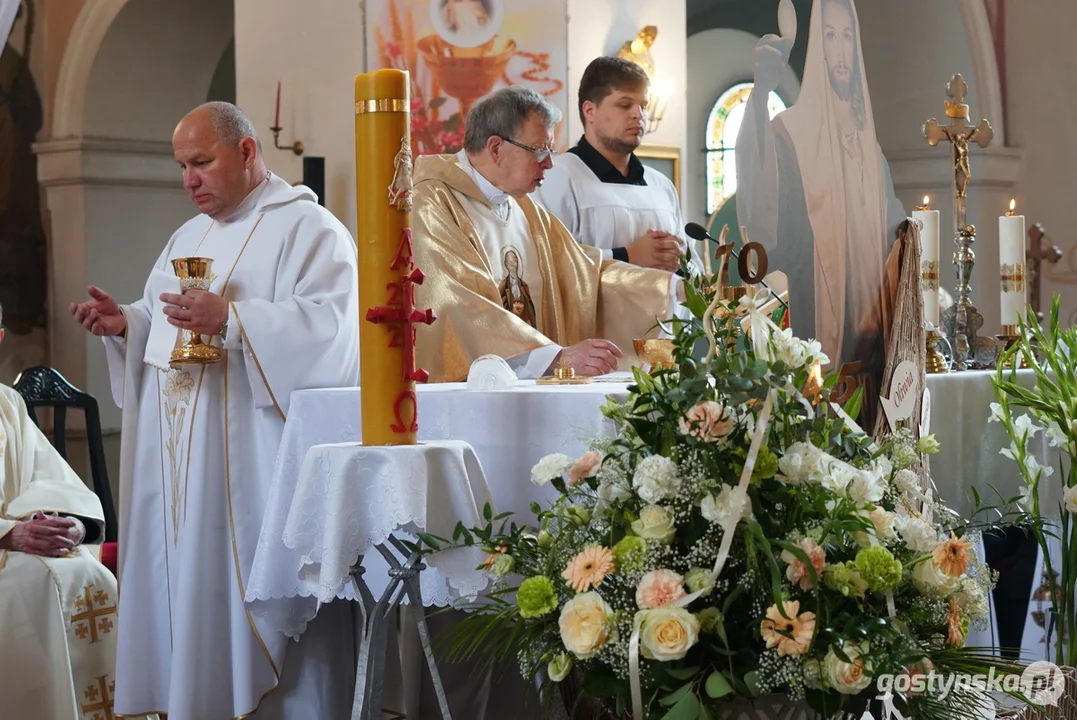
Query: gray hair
463 86 561 153
199 101 262 152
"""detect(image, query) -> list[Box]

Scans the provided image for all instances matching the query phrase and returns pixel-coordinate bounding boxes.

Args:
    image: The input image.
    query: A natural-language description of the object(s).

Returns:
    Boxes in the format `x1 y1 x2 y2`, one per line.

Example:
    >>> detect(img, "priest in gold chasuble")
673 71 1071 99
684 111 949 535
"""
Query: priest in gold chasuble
413 86 683 383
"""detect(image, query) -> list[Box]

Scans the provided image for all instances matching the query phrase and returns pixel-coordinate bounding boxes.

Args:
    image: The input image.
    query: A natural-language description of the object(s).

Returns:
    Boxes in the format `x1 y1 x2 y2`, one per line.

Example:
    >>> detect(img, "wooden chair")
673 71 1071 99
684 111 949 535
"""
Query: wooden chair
12 366 119 547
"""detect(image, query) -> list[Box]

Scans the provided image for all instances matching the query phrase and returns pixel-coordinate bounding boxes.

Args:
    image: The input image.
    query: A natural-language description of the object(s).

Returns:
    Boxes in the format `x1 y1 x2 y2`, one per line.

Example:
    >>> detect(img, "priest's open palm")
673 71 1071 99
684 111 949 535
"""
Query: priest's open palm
70 285 126 336
554 339 624 376
160 289 228 336
0 516 79 557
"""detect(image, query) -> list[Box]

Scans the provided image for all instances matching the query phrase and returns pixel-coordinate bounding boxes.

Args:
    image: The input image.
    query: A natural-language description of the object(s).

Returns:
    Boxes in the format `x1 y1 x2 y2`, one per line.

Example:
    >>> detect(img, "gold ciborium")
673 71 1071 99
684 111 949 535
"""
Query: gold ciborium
633 339 675 371
169 257 222 366
417 35 517 118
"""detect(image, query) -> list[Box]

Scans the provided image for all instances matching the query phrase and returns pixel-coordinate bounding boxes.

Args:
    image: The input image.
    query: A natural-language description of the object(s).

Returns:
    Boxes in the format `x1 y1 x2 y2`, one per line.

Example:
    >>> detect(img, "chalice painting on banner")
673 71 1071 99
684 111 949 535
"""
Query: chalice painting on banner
366 0 568 156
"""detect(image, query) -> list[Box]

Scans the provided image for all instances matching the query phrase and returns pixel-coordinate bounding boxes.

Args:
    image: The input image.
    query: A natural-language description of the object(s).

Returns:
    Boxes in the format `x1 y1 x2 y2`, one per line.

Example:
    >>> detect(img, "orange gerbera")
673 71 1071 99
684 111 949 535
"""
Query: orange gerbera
934 533 973 577
760 600 816 657
562 546 615 593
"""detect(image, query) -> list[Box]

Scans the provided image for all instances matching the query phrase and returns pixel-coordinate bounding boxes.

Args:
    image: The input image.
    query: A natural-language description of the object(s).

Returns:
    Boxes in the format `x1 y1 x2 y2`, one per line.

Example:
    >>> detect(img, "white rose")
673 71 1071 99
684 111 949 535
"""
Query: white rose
912 557 958 595
824 642 872 695
895 516 940 554
632 455 681 504
700 485 751 528
779 442 828 484
558 592 613 659
631 505 676 542
868 508 897 541
531 453 574 486
637 606 700 662
1065 486 1077 515
547 652 573 682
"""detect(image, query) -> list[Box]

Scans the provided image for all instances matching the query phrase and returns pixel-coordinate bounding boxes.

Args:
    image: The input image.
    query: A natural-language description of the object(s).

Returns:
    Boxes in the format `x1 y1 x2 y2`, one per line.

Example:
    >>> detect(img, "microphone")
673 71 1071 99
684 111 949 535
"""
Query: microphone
684 222 788 309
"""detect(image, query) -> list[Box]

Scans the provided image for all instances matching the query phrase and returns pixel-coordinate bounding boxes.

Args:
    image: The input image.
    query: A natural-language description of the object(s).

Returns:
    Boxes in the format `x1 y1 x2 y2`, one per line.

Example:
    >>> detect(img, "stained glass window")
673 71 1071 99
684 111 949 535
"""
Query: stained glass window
706 83 787 214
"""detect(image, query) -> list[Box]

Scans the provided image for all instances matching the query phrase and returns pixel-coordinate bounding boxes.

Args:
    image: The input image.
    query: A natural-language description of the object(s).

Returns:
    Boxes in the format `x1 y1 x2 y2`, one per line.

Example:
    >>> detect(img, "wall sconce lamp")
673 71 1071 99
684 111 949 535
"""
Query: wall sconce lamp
617 26 669 135
646 80 672 135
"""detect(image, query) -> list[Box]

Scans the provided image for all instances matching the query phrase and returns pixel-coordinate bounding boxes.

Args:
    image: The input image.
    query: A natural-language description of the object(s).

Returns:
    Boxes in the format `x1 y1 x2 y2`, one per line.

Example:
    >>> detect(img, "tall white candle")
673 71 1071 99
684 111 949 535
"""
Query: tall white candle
913 196 940 327
999 199 1026 330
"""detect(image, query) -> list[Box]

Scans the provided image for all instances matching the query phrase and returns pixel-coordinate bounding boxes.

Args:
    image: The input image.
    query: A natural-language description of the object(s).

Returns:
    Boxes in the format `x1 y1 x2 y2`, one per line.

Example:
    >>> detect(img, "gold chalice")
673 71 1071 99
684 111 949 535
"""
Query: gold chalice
417 34 517 118
169 257 222 365
633 339 675 371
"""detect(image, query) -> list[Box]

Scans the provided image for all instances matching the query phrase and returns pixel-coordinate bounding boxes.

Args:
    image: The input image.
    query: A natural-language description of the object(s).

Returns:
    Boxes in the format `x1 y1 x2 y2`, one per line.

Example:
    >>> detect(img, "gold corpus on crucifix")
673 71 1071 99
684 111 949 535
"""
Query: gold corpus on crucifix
923 73 998 371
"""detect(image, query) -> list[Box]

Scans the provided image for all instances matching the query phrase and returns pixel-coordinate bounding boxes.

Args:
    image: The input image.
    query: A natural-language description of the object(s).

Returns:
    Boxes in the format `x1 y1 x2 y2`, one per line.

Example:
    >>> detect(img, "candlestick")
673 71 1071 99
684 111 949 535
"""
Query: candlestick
999 198 1026 329
912 195 940 328
355 69 435 445
274 81 281 128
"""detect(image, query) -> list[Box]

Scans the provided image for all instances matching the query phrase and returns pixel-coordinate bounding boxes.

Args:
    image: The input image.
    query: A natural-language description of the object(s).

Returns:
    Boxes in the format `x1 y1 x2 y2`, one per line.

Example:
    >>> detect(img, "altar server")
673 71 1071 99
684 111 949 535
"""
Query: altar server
534 56 704 274
412 85 685 383
70 102 360 719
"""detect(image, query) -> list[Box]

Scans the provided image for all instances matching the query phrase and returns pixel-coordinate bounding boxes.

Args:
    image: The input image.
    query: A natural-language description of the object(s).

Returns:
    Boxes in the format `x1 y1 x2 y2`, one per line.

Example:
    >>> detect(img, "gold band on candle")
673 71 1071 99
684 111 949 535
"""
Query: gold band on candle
1001 324 1020 336
1000 263 1026 293
355 99 409 115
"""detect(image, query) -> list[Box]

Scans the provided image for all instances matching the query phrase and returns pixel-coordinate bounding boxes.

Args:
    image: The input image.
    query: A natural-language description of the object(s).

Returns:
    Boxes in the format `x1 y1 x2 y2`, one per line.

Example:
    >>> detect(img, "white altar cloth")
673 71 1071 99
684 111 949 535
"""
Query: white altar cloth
246 440 493 639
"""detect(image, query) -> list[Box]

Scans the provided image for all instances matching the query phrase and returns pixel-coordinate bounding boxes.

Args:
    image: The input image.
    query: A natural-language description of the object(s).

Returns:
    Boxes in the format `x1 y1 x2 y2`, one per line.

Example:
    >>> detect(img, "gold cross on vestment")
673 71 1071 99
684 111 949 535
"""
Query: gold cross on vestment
72 584 117 644
81 675 115 720
923 73 994 231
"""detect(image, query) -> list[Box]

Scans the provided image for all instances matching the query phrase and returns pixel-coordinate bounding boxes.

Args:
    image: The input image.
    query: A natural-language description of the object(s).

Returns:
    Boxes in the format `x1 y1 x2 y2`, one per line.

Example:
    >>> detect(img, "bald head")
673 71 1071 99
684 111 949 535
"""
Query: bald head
173 102 267 219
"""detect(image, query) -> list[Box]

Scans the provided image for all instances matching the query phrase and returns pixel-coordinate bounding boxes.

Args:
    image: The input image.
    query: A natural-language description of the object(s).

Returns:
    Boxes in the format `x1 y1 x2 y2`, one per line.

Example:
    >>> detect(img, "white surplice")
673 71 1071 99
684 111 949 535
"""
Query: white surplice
103 174 361 719
533 152 705 273
0 383 121 720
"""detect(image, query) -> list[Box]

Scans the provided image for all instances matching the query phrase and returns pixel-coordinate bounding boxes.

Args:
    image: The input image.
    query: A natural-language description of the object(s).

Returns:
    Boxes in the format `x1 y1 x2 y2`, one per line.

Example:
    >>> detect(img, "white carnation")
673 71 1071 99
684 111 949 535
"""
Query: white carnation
531 453 574 486
633 455 681 504
895 515 940 553
778 442 828 484
700 485 751 528
847 468 887 506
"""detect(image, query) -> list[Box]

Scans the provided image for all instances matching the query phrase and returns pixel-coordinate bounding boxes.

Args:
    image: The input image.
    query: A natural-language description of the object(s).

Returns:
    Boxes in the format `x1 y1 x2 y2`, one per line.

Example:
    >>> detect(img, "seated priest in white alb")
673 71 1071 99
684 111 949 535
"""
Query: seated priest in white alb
0 306 120 719
533 56 704 275
413 85 686 383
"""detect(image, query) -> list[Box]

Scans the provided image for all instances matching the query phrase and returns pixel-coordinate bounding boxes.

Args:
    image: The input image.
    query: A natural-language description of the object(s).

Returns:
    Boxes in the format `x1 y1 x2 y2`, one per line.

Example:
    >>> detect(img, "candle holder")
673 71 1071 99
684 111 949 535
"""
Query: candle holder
995 325 1028 369
925 328 947 374
939 225 998 370
269 125 304 156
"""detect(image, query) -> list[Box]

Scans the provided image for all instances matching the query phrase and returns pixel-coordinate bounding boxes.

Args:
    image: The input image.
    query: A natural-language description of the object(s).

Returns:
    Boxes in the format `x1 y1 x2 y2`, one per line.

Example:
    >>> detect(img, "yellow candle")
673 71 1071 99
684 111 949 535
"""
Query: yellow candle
354 69 434 445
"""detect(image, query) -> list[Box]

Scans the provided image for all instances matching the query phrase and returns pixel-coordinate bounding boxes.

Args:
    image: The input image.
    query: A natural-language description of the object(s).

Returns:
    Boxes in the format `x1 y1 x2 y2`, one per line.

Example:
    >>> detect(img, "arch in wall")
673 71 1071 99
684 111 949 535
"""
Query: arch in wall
52 0 233 140
684 27 801 225
957 0 1005 145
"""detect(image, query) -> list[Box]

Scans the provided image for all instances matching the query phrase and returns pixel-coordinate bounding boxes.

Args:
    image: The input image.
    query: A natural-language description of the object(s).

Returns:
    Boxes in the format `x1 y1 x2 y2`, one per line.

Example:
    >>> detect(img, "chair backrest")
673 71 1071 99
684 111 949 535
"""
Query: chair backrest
12 366 118 544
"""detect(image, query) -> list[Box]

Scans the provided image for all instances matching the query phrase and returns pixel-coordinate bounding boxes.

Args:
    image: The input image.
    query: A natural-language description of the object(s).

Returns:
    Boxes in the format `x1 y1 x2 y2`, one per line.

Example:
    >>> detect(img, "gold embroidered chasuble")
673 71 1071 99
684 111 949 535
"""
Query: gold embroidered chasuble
412 154 675 383
0 383 125 720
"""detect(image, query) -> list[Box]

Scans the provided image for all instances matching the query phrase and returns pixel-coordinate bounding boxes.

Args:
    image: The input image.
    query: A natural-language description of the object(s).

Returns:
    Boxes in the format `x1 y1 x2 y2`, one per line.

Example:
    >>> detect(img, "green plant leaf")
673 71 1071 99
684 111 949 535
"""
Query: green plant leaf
660 682 694 706
704 671 733 699
666 666 702 681
662 691 702 720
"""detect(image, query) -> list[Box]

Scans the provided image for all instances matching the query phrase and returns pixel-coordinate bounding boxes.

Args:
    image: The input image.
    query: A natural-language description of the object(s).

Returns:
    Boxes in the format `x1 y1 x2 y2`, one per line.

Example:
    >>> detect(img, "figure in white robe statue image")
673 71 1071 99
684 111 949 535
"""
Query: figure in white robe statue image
737 0 905 410
70 102 361 719
0 305 121 719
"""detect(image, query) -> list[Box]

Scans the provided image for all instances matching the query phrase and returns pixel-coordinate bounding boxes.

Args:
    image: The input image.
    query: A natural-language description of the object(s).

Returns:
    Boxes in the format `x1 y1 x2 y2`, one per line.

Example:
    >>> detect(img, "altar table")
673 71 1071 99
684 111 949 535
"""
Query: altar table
246 370 1048 647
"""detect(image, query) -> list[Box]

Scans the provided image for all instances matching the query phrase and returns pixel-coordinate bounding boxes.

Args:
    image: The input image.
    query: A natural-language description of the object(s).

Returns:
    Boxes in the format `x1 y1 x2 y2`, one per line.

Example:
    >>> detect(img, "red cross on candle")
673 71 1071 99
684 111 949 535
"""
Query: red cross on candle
365 229 436 431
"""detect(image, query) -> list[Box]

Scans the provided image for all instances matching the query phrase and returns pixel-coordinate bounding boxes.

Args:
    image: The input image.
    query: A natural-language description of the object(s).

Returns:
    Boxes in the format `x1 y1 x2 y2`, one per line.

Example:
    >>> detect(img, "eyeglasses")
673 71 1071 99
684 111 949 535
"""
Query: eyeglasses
497 136 556 163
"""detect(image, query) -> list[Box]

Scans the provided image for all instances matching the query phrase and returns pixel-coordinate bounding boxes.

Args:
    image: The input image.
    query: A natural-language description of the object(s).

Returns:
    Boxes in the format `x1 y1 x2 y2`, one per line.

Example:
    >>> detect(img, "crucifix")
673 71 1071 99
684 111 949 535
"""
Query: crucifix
923 73 997 371
1027 223 1063 321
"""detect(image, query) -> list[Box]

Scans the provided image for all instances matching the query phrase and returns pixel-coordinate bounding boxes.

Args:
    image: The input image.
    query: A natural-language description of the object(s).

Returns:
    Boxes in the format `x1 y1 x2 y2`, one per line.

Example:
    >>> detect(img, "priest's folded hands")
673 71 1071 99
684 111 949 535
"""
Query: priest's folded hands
0 511 84 557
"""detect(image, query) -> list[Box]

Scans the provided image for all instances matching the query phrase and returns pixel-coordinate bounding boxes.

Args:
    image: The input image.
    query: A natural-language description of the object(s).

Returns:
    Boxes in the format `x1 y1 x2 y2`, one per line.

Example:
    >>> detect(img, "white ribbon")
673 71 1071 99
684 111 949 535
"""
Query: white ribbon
628 391 776 720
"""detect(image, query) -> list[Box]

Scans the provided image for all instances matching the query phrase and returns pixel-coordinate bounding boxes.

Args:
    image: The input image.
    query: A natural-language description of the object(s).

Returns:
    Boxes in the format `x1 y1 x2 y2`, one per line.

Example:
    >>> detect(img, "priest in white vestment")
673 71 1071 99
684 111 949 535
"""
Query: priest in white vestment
70 102 360 719
534 56 704 276
0 308 122 719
